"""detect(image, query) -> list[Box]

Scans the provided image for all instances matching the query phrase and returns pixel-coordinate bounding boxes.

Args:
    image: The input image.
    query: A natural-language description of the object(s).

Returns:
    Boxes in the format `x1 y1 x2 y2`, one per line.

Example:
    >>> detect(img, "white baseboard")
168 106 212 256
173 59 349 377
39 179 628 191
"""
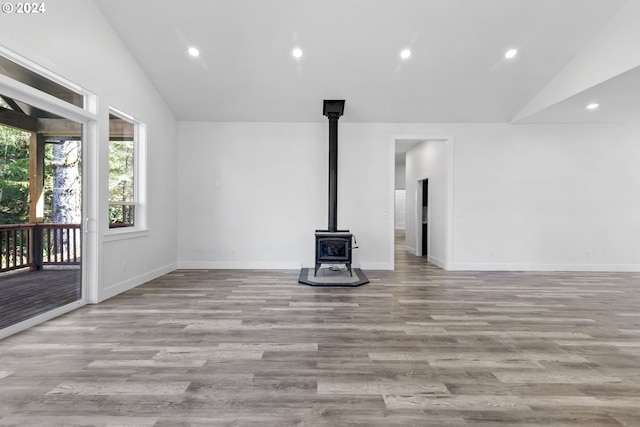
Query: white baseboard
98 262 177 302
406 245 417 255
177 261 301 270
448 262 640 272
178 261 395 271
428 255 446 269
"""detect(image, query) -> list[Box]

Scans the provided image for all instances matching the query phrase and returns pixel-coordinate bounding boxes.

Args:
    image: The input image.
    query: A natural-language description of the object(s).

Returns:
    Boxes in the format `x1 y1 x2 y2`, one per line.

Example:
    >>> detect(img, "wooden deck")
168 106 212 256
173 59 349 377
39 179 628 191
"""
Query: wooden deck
0 268 81 330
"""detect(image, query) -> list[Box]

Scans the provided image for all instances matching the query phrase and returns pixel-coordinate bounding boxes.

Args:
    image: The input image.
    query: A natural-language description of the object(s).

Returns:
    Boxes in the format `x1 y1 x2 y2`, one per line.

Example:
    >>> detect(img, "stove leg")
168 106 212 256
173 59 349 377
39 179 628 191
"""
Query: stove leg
347 263 352 276
314 263 320 276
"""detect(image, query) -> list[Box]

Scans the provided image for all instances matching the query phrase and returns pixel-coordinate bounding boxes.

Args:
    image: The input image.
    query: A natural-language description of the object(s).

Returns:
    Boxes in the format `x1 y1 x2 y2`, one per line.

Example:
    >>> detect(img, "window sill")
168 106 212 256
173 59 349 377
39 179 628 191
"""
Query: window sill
103 227 149 242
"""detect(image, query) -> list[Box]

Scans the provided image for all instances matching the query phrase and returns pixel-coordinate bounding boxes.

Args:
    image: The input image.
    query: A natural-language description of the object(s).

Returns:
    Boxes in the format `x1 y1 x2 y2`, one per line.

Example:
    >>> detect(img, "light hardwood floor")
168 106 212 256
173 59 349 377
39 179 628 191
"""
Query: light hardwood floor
1 240 640 426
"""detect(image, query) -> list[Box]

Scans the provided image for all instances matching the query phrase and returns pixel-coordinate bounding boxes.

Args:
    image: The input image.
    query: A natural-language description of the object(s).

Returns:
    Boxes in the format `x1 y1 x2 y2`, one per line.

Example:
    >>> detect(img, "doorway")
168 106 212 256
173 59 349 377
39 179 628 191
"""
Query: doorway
392 136 453 270
0 94 84 331
421 178 429 258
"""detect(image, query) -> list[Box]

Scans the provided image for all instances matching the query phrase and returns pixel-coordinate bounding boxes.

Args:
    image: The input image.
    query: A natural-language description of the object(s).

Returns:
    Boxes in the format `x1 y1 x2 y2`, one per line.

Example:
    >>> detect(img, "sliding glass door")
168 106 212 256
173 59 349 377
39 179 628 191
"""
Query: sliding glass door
0 95 84 330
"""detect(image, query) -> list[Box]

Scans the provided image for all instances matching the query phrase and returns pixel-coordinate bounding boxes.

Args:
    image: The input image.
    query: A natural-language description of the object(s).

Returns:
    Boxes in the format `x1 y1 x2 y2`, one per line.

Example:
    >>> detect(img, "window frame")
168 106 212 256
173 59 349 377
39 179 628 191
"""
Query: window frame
105 107 147 238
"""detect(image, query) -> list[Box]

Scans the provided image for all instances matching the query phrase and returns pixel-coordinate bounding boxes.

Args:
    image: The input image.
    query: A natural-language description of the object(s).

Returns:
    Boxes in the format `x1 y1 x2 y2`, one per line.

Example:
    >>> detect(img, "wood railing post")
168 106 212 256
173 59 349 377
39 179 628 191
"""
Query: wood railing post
32 223 43 270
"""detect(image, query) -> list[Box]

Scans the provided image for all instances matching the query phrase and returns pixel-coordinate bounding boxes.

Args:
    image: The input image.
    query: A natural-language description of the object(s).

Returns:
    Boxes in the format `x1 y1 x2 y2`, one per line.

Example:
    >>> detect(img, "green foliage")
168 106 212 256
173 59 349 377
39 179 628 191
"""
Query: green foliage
109 139 135 226
0 125 30 225
109 140 134 202
109 203 134 226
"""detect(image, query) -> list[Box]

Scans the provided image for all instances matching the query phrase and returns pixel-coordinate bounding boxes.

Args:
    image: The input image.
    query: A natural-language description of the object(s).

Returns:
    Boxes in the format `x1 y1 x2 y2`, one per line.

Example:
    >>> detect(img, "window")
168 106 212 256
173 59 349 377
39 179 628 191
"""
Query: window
0 53 85 108
108 109 144 229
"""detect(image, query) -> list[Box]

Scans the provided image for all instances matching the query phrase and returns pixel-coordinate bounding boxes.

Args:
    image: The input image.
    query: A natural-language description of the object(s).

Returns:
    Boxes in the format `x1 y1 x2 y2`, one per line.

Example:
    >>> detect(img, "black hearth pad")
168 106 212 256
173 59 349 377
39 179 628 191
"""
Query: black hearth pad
298 267 369 287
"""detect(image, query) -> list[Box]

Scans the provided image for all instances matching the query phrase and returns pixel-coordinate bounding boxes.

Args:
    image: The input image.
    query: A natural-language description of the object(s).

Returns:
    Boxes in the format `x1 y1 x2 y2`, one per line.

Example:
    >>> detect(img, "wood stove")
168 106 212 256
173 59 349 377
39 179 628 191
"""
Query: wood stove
313 100 355 276
315 231 353 276
298 99 367 286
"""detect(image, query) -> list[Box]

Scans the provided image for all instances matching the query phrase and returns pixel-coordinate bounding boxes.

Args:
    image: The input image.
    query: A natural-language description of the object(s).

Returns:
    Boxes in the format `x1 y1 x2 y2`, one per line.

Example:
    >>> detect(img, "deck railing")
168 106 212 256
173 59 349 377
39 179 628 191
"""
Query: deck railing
0 223 81 273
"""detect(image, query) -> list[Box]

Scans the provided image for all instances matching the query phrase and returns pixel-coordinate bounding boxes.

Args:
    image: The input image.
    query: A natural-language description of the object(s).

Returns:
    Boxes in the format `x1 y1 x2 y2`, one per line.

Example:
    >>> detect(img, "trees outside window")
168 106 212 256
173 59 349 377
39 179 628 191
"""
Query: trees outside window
108 111 138 228
50 140 81 225
0 125 30 225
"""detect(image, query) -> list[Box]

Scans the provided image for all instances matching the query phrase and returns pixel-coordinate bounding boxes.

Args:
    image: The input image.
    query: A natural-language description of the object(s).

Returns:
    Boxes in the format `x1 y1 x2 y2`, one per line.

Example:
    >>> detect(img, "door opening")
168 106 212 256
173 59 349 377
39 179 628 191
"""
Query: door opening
421 178 429 258
0 95 84 331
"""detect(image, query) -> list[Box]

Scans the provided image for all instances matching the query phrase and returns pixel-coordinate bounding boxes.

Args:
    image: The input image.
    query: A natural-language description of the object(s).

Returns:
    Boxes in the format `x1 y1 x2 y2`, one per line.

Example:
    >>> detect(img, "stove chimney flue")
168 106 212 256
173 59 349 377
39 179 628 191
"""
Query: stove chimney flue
323 100 345 232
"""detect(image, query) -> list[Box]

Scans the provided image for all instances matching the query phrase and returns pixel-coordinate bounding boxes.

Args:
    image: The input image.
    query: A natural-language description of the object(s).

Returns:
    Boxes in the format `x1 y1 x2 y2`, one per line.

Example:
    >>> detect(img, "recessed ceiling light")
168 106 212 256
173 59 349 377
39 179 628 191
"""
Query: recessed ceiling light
188 47 200 57
504 48 518 59
400 49 412 59
292 48 303 58
586 103 599 110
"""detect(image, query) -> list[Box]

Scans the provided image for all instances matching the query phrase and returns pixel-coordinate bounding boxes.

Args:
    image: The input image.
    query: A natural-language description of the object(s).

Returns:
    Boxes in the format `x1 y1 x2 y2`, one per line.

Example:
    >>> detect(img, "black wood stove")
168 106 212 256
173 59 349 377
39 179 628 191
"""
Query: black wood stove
313 100 356 276
315 231 353 276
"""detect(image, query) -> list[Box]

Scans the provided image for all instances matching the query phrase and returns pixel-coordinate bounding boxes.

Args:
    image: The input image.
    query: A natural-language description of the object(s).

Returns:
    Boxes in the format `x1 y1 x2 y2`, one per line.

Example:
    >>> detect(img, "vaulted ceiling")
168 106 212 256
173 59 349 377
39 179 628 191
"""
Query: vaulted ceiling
94 0 639 123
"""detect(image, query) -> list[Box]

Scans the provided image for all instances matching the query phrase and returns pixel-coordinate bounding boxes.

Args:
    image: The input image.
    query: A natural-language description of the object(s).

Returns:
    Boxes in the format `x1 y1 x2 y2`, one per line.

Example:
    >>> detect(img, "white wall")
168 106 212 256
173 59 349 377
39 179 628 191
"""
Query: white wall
451 124 640 271
178 121 640 272
177 122 395 270
177 122 324 269
395 162 406 190
0 0 178 301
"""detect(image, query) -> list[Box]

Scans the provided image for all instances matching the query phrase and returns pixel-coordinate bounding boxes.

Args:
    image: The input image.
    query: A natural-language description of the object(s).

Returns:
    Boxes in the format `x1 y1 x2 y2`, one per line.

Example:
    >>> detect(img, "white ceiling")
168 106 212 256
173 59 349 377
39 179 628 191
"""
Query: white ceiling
94 0 636 124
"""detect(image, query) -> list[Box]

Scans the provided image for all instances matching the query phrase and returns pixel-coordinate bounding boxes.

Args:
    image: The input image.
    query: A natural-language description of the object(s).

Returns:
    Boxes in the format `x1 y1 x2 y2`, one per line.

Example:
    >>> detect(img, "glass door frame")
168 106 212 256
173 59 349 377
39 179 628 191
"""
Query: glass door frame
0 69 99 339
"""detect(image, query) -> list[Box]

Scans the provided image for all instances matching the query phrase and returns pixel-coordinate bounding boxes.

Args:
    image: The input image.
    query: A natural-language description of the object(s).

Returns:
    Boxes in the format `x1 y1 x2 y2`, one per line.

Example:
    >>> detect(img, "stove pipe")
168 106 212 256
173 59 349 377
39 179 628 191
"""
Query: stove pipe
323 100 345 232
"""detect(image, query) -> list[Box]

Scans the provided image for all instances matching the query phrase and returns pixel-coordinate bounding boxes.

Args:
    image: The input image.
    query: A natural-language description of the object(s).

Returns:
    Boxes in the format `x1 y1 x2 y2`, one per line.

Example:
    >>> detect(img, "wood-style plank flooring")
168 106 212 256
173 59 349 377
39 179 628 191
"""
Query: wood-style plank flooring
1 240 640 426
